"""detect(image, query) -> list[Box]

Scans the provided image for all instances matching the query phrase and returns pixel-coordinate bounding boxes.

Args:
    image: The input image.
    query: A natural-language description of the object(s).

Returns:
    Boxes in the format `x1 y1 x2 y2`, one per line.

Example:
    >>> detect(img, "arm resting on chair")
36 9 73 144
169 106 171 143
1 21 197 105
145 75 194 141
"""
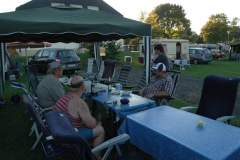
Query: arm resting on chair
180 106 198 112
92 133 130 160
216 116 235 123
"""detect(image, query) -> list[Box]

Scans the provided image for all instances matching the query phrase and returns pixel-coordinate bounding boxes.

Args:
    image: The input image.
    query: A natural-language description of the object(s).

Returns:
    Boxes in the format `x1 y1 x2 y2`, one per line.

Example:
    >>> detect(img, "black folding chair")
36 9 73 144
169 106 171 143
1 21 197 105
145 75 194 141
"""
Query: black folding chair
181 74 240 123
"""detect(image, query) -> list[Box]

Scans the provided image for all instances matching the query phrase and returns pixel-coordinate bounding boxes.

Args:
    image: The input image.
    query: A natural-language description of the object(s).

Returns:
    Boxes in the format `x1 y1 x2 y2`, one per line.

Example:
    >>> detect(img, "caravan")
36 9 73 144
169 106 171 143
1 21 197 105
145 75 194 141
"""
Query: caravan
139 38 189 63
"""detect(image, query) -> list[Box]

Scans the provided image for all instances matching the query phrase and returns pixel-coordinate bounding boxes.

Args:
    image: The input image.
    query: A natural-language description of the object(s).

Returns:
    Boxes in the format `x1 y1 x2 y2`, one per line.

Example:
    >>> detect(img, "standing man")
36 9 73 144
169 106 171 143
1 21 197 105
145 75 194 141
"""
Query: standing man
54 76 104 160
37 61 65 109
139 63 173 99
152 44 169 71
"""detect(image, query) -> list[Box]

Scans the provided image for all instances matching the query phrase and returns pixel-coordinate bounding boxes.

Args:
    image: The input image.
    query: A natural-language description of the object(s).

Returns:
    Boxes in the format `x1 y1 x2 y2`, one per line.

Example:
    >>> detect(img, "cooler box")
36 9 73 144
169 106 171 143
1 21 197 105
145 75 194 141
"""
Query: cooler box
138 56 144 64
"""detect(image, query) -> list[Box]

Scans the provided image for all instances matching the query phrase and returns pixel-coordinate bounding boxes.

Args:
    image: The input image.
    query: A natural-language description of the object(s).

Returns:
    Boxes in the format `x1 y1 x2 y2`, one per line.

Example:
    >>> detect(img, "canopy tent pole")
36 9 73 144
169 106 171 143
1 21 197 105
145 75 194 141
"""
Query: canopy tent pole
94 42 101 71
0 43 6 99
25 48 28 64
144 36 151 84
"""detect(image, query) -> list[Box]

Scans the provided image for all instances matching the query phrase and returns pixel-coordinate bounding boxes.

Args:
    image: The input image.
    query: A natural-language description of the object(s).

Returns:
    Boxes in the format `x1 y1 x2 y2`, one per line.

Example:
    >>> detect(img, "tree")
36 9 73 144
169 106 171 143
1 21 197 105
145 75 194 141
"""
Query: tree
154 3 191 39
145 11 162 38
139 11 148 22
200 13 229 43
189 31 199 43
229 17 240 42
85 41 121 61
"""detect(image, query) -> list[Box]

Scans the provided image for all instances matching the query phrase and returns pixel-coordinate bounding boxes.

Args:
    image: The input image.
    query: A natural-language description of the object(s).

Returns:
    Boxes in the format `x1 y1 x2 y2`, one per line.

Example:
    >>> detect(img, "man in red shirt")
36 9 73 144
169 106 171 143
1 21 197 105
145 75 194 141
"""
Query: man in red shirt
54 76 104 160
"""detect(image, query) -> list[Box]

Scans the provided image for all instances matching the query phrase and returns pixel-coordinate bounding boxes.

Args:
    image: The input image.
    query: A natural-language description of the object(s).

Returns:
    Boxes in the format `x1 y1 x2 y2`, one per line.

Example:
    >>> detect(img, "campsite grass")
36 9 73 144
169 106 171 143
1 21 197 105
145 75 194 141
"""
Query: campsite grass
1 51 240 159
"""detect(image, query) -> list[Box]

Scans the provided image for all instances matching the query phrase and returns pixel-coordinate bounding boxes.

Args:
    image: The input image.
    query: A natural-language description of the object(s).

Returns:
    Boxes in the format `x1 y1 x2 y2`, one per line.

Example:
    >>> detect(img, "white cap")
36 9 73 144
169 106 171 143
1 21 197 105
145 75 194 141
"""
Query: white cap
152 63 166 71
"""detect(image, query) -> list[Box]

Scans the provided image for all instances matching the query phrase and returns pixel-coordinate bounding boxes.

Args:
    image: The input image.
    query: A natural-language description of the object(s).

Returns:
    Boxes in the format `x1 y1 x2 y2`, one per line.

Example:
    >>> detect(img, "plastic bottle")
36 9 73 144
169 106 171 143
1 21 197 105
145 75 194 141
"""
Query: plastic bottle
108 77 112 91
91 75 97 95
97 113 102 125
91 80 95 95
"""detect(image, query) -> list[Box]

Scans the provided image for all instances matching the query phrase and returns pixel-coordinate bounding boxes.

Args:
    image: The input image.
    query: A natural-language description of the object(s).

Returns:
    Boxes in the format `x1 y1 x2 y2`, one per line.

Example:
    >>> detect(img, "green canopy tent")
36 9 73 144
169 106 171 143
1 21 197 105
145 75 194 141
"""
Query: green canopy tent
0 6 152 99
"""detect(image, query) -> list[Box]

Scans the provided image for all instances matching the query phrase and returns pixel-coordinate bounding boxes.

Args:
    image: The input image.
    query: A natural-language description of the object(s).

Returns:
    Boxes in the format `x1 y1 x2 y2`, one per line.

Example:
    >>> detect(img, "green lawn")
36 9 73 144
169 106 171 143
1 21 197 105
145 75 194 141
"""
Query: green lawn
1 51 240 159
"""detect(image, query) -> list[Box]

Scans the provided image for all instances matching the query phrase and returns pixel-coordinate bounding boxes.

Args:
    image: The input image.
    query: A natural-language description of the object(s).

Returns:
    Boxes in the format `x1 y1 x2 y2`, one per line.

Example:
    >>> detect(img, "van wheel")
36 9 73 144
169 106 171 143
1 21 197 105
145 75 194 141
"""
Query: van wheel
193 59 198 64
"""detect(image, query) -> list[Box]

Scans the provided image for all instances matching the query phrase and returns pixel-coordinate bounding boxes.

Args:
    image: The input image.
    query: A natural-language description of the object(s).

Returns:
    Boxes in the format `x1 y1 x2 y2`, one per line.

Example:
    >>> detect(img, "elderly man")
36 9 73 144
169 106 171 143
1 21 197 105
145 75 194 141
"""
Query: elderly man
54 76 104 160
139 63 173 99
37 61 65 109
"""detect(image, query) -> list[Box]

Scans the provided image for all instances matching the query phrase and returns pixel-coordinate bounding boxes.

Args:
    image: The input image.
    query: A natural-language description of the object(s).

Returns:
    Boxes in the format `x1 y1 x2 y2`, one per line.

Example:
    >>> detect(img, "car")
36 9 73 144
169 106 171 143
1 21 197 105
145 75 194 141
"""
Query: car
28 48 81 73
189 48 213 64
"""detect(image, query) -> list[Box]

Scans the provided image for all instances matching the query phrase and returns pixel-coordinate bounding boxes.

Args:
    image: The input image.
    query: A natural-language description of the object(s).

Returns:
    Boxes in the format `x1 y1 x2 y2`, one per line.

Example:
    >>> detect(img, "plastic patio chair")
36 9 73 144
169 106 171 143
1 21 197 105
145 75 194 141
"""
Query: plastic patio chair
44 110 143 160
180 54 191 69
180 74 240 123
112 64 132 86
168 58 174 70
23 65 39 96
97 59 116 84
78 58 97 78
11 82 53 114
22 94 75 156
122 70 147 91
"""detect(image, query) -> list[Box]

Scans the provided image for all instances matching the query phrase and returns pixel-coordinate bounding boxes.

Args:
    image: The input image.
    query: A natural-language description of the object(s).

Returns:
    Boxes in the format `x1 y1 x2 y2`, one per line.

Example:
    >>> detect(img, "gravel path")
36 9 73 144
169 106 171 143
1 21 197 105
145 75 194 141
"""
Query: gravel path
114 67 240 118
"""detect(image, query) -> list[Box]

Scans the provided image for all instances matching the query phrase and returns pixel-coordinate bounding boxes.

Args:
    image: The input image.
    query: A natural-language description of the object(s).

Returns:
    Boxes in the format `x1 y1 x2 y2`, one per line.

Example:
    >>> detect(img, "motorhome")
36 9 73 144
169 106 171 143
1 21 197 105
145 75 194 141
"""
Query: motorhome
139 38 189 62
189 42 200 48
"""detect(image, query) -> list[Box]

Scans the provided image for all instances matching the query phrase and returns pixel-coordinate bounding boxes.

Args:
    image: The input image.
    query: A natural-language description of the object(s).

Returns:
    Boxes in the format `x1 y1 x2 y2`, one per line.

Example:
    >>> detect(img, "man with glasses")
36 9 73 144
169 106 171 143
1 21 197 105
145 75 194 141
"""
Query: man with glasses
139 63 173 99
37 61 65 109
54 76 104 160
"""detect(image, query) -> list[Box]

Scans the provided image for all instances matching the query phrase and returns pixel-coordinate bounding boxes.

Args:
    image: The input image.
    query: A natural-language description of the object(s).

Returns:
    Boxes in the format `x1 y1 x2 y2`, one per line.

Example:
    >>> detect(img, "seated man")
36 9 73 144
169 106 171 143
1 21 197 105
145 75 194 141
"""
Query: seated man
139 63 173 99
37 61 65 109
54 76 104 160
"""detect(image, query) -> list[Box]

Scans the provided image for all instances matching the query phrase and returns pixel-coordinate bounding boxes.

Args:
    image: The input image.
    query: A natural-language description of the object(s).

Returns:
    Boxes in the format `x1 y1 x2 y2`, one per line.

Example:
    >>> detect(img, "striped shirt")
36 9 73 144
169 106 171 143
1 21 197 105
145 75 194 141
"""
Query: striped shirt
53 94 84 128
143 74 173 97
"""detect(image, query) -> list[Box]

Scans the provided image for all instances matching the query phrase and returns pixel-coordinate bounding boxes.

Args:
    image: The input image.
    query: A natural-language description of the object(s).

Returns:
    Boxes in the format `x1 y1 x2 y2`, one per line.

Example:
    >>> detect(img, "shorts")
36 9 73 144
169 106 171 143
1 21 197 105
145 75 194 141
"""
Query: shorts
77 127 93 140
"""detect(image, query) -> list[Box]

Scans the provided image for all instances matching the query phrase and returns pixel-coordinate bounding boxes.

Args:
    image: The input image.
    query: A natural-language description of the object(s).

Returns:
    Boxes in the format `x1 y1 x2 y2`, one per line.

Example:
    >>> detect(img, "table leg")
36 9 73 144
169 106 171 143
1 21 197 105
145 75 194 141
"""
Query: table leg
112 111 117 137
92 100 97 117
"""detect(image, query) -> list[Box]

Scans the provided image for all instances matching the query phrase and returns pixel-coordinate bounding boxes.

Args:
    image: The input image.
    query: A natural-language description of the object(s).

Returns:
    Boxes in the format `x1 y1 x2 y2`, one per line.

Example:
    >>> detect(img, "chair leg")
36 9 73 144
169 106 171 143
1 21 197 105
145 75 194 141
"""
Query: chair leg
29 122 36 136
31 129 43 150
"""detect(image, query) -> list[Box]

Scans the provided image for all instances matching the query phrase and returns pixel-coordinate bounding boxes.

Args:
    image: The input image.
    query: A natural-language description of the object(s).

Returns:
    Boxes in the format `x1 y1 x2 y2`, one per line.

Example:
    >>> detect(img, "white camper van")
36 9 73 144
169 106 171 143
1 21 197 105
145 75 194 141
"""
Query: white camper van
139 38 189 62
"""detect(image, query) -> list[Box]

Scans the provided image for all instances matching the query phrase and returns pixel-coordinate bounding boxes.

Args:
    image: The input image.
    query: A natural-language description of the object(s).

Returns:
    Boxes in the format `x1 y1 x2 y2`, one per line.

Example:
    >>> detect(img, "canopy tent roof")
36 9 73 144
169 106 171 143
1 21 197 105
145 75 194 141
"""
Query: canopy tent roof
0 6 151 43
0 6 152 100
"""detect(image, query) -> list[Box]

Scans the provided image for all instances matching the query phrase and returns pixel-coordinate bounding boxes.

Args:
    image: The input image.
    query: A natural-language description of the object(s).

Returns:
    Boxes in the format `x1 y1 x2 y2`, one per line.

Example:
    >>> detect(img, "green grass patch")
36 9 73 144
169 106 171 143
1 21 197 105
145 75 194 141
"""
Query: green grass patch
1 51 240 159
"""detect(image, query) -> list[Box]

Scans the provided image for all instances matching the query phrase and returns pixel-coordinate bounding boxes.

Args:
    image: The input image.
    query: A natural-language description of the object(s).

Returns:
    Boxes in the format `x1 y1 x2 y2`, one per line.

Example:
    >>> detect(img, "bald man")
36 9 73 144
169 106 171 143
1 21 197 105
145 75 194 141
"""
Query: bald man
54 76 104 160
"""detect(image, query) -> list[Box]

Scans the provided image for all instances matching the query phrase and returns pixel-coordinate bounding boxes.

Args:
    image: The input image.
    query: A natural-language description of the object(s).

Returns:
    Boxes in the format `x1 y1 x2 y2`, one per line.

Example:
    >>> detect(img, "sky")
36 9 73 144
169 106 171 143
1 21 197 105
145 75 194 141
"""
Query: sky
0 0 239 34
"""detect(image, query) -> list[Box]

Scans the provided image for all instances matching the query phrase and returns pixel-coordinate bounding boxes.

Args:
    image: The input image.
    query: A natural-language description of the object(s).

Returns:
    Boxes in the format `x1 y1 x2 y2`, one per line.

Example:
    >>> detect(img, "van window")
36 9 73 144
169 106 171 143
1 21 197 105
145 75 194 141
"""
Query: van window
189 49 195 54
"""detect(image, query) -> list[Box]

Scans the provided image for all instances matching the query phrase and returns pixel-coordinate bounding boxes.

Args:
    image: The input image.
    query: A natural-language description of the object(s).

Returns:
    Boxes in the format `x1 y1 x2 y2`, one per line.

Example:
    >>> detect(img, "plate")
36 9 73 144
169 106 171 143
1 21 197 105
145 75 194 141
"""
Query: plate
105 101 112 104
122 91 131 96
111 91 120 95
63 79 69 83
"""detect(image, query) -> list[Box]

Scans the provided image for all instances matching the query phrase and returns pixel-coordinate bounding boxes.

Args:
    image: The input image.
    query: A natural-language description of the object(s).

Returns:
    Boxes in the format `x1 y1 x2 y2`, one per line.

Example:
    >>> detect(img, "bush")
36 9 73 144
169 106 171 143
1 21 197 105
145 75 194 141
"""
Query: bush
85 41 121 61
102 40 121 61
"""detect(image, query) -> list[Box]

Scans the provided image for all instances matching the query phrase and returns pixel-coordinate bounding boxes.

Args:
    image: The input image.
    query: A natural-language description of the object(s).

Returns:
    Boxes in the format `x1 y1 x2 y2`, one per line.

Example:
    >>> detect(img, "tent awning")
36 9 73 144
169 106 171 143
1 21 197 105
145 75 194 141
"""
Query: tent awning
0 6 151 43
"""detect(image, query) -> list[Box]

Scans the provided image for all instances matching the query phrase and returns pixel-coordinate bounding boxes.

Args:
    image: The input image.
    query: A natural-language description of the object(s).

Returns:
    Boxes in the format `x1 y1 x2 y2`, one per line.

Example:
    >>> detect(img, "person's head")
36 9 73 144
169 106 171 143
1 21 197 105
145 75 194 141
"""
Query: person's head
47 61 64 78
152 63 166 78
154 44 164 54
70 76 85 96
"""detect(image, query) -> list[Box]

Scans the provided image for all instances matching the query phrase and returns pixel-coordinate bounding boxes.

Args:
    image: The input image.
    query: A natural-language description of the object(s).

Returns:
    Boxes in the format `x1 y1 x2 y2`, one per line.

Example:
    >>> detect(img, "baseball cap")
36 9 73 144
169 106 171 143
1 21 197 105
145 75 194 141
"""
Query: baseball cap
48 61 65 69
152 63 166 71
